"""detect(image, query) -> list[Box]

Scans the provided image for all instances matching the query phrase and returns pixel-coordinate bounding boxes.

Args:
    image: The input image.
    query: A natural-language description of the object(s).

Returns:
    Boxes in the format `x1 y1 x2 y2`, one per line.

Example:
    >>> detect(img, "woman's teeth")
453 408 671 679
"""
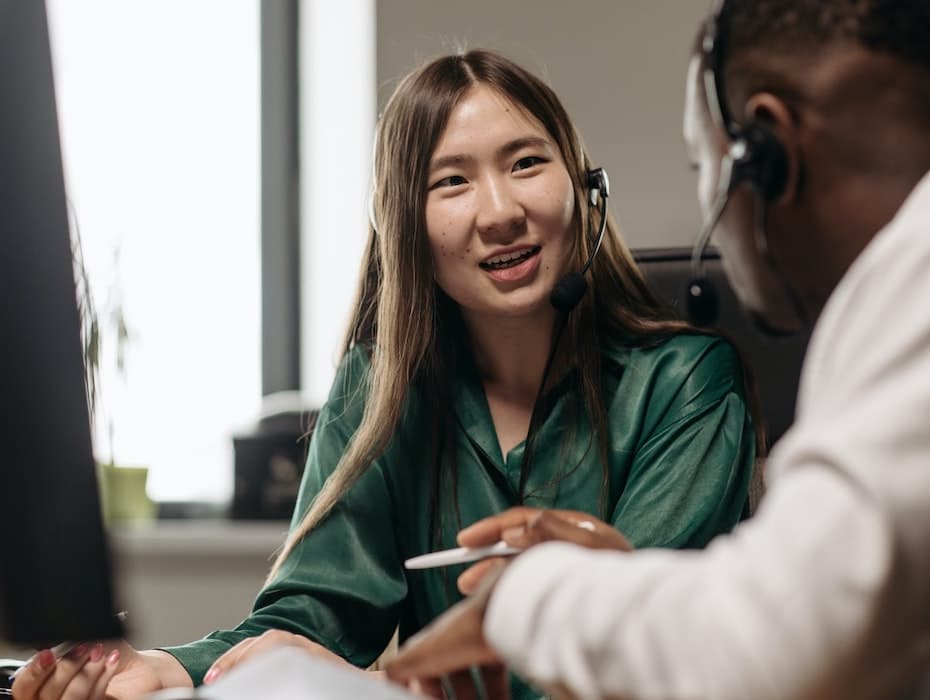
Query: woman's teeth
480 247 539 270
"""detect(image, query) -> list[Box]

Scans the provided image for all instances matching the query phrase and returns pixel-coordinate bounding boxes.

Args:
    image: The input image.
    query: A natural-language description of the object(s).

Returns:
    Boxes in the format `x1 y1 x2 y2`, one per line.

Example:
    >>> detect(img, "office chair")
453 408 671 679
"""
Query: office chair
634 247 811 511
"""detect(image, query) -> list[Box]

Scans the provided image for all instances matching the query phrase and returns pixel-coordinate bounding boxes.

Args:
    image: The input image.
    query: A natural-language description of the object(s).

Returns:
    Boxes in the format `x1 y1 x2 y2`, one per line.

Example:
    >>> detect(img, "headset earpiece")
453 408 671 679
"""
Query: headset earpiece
586 167 609 205
727 121 789 202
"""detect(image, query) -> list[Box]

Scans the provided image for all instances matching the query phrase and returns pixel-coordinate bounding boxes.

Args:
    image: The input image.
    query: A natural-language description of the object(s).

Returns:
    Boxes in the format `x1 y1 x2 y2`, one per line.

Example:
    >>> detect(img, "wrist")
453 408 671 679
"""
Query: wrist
142 650 194 688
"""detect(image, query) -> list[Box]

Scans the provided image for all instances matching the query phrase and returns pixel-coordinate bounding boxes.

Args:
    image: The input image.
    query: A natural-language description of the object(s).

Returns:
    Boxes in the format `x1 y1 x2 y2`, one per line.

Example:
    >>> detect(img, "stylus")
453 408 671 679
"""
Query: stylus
404 541 523 570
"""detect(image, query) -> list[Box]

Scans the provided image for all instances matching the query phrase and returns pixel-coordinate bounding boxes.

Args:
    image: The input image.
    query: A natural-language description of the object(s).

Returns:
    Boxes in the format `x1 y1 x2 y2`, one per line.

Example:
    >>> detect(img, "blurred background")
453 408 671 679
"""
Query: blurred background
6 0 712 654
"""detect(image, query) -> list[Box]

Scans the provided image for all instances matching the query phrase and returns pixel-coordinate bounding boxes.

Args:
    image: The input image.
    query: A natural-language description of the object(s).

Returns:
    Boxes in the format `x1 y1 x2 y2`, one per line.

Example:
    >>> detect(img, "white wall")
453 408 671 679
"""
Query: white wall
377 0 713 249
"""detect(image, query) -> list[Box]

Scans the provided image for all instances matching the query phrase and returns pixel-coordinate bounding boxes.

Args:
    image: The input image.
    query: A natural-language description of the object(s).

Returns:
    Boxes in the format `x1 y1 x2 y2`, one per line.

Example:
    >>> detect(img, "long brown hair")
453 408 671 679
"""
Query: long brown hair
268 49 755 580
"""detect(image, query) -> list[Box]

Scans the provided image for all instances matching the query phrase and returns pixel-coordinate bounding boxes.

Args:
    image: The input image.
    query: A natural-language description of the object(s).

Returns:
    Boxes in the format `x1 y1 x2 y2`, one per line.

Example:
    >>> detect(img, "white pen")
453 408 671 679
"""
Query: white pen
403 517 601 570
404 540 523 570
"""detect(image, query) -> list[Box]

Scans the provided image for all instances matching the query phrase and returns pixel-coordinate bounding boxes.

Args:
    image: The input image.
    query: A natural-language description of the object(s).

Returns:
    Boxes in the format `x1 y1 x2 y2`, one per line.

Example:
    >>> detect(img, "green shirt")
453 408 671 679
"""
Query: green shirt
165 333 755 699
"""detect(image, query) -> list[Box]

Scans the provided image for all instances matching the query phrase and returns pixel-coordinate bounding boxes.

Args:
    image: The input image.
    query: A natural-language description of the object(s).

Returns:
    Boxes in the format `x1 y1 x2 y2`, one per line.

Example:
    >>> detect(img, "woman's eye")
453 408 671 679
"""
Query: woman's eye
513 156 546 172
430 175 467 190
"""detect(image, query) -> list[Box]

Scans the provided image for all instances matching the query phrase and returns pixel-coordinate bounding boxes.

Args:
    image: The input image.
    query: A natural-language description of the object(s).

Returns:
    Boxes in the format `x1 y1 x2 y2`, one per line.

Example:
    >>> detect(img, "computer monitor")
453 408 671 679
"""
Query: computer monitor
0 0 124 646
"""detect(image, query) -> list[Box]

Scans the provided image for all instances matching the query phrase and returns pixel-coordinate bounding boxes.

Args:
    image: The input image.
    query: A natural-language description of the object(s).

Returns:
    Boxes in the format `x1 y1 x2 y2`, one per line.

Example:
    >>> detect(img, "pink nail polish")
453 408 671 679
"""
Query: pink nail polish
204 668 218 684
37 649 56 669
106 649 120 666
90 644 104 662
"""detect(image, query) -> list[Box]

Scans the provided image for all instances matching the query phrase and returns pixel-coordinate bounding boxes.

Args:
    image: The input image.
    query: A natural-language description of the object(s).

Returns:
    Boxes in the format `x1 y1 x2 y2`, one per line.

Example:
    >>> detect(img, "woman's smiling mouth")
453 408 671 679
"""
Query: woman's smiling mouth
479 246 541 270
479 246 542 282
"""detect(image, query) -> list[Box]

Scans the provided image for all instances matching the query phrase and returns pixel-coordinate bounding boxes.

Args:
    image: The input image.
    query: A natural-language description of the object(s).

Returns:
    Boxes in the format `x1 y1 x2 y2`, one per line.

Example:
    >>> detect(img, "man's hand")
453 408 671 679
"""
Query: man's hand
387 565 510 699
457 507 632 595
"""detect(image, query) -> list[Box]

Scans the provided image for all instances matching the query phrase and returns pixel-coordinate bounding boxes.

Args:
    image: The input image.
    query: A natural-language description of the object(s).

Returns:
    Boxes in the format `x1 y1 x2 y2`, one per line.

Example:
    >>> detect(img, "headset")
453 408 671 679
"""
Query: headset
550 166 610 313
685 0 790 327
516 165 609 499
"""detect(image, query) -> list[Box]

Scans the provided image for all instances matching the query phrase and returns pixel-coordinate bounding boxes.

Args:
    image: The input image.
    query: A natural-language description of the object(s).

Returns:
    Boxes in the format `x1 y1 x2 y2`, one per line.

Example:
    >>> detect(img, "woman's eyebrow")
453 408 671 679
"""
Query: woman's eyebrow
499 136 551 158
429 153 471 173
429 136 552 173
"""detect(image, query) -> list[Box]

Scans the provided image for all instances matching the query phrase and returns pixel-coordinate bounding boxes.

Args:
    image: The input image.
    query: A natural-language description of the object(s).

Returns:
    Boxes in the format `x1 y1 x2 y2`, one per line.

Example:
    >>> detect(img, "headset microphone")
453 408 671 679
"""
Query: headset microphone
685 151 735 326
550 168 610 313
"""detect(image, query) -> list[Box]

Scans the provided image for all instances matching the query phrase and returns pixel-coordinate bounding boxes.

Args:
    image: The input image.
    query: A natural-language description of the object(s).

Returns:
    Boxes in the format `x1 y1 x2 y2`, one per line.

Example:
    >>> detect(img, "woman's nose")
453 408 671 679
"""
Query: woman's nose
475 176 524 236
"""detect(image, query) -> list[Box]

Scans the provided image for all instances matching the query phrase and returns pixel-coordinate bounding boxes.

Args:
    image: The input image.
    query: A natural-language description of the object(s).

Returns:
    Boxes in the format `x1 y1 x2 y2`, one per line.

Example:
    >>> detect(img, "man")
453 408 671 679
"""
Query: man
387 1 930 698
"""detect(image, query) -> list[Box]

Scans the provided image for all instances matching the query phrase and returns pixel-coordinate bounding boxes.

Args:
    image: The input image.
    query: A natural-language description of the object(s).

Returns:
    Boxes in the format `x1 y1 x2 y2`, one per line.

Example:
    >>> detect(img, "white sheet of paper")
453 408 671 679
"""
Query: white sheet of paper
146 646 421 700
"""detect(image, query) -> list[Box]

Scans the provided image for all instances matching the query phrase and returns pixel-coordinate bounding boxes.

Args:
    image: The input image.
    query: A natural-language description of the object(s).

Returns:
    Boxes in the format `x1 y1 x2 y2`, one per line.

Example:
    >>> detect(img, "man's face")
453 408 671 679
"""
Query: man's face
683 56 804 334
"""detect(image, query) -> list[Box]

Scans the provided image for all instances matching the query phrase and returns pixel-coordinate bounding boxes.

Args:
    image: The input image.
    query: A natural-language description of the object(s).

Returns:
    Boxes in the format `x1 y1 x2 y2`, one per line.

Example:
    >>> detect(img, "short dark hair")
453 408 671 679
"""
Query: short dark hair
720 0 930 71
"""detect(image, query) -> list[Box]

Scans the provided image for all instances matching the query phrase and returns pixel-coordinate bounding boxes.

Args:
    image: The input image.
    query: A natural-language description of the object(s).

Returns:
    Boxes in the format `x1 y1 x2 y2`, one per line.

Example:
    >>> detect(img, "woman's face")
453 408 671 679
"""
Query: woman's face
424 85 576 322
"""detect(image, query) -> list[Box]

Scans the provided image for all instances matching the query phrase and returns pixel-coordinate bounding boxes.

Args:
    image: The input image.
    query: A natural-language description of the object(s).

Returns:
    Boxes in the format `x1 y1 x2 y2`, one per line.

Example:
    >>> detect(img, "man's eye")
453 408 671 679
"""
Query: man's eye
513 156 546 172
430 175 467 190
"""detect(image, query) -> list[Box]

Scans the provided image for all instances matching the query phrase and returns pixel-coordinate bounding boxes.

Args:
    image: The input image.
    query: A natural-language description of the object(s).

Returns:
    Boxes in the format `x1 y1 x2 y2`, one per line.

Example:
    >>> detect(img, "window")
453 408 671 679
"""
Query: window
299 0 375 406
47 0 261 502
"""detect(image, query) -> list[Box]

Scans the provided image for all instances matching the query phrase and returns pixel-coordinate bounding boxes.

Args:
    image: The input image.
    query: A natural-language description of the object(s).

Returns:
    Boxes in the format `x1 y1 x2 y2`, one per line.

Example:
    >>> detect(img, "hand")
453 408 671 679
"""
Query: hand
11 644 115 700
10 641 182 700
203 630 352 685
387 565 510 699
456 507 632 595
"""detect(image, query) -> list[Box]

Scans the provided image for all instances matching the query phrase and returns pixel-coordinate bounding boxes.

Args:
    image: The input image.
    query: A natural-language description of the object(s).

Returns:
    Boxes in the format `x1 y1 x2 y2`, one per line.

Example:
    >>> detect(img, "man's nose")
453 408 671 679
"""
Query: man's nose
475 175 525 237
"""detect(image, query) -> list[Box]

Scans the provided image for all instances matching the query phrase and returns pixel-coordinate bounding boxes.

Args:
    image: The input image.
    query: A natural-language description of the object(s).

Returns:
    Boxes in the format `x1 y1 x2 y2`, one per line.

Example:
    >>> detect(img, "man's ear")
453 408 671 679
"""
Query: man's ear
745 93 801 206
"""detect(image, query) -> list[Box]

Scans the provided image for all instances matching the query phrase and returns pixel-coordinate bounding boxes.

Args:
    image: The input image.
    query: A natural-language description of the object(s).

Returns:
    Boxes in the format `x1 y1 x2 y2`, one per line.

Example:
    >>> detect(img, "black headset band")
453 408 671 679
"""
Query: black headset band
702 0 736 137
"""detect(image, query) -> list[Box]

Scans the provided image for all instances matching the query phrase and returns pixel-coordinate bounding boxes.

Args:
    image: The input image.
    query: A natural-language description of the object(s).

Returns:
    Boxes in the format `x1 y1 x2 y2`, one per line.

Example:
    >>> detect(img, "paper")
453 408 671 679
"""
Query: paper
147 646 420 700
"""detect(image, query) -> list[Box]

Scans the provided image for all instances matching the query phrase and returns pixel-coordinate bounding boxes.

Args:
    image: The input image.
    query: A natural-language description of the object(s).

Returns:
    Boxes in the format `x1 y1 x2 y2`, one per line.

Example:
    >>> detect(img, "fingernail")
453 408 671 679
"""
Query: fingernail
576 520 596 532
502 526 525 540
37 649 56 669
69 644 89 659
90 643 104 662
204 667 219 684
106 649 120 666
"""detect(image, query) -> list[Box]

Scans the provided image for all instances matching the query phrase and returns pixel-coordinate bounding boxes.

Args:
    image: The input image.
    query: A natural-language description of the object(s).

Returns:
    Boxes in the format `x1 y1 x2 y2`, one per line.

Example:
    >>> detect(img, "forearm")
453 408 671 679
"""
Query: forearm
485 468 894 700
159 637 242 686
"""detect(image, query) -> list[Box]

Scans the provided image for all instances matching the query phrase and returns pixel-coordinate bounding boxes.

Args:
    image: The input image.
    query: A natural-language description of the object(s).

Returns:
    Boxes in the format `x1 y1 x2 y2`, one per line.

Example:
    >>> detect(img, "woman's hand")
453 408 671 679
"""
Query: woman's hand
456 507 632 595
10 641 185 700
202 630 351 685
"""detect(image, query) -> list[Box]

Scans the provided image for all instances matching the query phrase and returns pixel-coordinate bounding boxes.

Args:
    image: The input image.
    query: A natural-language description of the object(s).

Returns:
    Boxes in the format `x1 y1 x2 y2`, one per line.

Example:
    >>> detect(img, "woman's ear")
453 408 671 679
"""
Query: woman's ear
744 92 801 207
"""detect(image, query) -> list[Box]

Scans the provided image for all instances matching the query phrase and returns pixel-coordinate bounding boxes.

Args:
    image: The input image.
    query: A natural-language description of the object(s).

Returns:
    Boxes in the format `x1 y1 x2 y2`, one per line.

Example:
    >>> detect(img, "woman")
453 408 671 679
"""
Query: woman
12 49 757 700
